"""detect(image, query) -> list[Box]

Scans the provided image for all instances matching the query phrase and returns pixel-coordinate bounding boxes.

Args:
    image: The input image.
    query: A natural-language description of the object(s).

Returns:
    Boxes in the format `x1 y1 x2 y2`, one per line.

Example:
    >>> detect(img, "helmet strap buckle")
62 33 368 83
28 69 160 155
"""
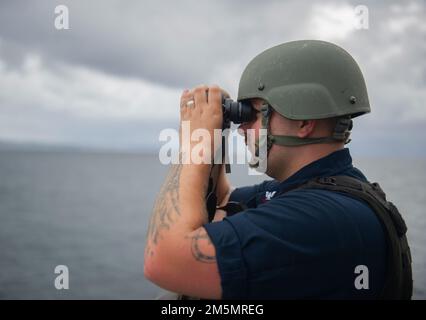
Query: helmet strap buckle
332 116 353 144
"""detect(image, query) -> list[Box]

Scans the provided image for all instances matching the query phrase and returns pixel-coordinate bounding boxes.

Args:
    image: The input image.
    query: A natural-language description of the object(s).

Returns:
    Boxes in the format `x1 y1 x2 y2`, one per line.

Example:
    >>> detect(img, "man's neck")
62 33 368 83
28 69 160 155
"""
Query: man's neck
275 144 344 182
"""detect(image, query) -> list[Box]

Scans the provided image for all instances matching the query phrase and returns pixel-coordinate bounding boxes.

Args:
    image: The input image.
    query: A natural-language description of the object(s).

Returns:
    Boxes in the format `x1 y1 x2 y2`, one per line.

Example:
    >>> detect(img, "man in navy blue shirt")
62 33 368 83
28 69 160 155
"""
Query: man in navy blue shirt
144 41 390 299
204 147 386 299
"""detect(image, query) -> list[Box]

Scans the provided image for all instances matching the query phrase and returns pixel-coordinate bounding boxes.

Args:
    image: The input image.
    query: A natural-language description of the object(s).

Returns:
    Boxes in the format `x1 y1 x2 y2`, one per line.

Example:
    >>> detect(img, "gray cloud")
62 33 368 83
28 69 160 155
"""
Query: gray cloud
0 0 425 154
0 0 310 87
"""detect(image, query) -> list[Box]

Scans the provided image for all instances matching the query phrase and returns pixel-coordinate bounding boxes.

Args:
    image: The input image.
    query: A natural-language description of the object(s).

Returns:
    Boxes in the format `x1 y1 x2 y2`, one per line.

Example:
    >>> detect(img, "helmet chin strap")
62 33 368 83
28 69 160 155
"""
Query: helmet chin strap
249 104 353 168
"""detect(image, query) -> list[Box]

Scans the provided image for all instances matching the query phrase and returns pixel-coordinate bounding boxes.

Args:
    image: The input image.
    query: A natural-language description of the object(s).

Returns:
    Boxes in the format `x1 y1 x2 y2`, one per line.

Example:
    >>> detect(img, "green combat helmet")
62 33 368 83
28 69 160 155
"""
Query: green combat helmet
238 40 371 149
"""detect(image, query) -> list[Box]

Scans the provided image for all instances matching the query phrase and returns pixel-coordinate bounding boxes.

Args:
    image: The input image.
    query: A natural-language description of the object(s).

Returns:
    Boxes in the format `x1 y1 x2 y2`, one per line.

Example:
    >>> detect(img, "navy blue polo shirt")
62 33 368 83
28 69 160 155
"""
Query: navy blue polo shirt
203 148 386 299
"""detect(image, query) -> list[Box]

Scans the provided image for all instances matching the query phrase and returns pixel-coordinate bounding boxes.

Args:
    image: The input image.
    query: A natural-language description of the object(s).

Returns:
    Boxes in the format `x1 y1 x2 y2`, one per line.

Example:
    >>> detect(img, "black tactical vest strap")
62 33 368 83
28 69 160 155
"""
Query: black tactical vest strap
292 176 413 300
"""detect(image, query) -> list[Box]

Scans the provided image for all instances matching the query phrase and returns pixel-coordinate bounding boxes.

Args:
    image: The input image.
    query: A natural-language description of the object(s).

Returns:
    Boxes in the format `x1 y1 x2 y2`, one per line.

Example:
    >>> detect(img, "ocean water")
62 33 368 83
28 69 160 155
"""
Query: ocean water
0 150 424 299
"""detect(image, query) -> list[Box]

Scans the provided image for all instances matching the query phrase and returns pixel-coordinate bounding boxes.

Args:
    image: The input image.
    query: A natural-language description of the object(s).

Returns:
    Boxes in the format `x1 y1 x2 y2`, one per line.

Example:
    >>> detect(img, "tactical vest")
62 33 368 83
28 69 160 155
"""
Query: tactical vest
291 176 413 299
219 175 413 300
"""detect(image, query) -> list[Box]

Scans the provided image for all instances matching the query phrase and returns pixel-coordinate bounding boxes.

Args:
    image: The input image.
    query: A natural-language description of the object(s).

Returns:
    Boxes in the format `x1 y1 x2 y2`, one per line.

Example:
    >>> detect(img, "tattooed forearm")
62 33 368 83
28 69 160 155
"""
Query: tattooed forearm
188 228 216 263
145 159 213 263
146 164 183 249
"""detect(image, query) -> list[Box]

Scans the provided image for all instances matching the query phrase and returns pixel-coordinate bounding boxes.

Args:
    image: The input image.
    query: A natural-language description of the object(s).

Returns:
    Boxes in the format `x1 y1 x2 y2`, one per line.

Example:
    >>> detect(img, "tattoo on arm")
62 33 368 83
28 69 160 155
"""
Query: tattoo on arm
145 162 213 262
146 164 183 255
188 228 216 263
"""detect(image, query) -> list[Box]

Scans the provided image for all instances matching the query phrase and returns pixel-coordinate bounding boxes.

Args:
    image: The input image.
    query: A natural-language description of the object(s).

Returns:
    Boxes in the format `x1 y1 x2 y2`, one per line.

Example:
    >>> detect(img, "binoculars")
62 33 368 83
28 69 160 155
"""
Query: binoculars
222 97 256 125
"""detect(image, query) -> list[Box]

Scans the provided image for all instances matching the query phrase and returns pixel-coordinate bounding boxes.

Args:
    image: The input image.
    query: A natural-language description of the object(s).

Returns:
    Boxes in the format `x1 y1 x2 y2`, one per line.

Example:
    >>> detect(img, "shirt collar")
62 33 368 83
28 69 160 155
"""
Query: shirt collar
277 148 354 193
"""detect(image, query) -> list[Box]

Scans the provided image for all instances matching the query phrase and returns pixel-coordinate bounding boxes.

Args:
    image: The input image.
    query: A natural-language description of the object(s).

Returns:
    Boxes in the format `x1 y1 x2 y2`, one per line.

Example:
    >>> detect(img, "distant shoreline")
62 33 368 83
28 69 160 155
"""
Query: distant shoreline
1 140 426 159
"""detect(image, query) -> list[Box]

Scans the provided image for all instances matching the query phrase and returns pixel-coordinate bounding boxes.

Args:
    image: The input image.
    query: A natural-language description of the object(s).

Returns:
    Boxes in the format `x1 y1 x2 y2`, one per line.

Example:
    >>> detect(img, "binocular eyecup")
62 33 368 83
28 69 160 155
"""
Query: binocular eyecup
222 97 256 124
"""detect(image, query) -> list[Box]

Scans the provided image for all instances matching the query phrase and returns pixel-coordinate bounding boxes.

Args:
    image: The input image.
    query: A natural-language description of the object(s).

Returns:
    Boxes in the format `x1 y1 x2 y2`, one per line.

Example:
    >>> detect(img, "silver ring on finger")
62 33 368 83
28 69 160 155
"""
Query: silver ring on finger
186 100 195 108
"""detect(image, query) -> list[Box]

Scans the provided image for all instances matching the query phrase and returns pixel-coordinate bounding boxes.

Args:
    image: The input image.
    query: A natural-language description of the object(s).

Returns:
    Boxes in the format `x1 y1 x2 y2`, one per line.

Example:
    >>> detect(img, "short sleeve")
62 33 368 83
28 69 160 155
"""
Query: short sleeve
203 219 248 299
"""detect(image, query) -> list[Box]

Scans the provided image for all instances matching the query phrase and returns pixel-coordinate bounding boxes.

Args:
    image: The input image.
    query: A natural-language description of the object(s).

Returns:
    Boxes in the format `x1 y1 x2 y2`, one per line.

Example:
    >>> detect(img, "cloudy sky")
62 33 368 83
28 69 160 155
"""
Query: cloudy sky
0 0 425 155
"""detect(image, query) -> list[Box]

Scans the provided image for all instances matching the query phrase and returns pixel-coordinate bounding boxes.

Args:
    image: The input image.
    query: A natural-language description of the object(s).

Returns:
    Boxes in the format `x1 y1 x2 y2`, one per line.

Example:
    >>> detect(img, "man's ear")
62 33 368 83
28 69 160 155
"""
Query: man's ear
297 120 316 138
